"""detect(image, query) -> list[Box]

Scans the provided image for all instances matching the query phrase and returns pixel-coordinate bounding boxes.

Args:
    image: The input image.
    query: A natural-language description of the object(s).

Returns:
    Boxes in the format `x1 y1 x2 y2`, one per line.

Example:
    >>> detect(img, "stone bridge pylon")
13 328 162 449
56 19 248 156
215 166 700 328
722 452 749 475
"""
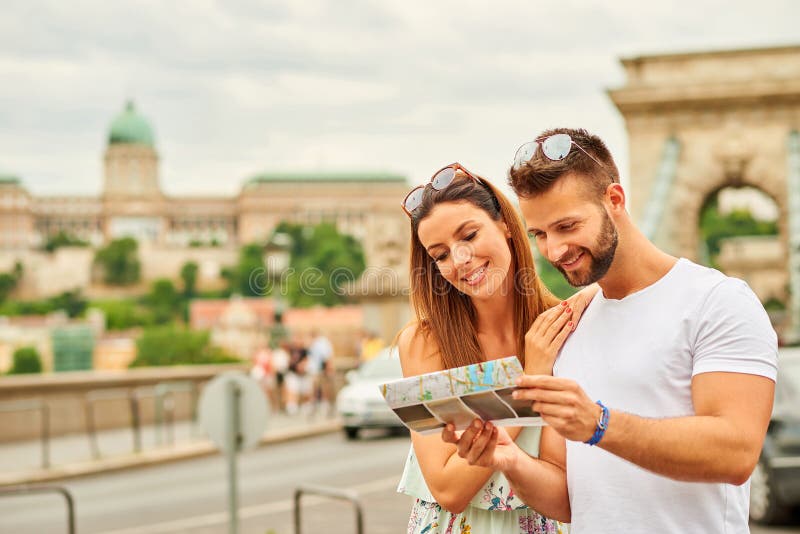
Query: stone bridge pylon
608 45 800 342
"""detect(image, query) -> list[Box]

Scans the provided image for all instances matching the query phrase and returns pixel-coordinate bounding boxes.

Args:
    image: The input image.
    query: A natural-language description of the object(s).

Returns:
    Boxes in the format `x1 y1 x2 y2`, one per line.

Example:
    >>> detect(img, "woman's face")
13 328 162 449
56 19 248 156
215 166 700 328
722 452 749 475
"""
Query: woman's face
416 200 513 300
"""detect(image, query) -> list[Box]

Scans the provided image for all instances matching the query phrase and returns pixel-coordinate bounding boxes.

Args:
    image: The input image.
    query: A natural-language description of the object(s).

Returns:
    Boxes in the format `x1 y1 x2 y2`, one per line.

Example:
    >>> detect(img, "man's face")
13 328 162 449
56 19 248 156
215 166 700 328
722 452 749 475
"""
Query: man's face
518 174 618 287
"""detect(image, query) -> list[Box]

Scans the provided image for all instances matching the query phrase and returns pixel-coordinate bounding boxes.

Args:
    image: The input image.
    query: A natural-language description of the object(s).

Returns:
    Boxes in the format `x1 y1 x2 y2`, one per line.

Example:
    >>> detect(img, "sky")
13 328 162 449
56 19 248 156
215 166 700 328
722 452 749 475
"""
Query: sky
1 0 799 199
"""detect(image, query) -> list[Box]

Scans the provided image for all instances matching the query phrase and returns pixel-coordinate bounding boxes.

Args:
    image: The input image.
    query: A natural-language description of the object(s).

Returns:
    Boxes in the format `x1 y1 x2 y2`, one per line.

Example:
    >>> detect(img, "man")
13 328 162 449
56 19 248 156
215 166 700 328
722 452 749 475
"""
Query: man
444 128 778 533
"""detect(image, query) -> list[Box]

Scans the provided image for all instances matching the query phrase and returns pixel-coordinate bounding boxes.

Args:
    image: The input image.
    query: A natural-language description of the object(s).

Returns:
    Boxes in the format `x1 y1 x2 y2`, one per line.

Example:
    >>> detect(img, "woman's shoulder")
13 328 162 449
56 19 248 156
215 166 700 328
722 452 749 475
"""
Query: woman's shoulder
396 321 443 377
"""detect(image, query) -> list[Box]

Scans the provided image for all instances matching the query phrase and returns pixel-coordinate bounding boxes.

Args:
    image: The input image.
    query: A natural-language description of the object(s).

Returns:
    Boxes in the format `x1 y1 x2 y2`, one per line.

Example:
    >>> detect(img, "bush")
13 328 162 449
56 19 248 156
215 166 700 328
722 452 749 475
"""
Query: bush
43 231 88 252
91 299 153 330
50 290 88 318
130 326 240 368
8 347 43 374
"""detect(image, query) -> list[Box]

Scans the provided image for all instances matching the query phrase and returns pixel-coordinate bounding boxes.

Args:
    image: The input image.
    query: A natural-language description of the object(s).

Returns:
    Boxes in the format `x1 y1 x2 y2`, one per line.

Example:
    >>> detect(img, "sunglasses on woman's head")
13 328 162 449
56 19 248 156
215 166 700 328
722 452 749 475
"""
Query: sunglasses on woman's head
402 163 481 217
512 133 614 181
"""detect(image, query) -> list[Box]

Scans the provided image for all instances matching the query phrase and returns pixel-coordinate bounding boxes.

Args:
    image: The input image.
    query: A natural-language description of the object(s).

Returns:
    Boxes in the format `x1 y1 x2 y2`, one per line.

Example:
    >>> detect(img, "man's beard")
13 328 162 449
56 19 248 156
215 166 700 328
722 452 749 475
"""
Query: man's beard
553 211 618 287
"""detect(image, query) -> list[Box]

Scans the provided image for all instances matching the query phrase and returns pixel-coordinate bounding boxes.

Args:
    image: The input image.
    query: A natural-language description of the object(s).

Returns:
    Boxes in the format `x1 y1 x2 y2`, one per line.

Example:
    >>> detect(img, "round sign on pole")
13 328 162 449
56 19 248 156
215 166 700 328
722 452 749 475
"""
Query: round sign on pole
199 371 268 453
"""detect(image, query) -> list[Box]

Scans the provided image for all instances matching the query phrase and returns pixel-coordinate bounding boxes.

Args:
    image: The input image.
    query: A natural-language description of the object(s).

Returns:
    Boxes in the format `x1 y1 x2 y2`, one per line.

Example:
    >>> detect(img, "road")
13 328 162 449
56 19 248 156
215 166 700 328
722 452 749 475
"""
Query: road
0 430 413 534
0 430 798 533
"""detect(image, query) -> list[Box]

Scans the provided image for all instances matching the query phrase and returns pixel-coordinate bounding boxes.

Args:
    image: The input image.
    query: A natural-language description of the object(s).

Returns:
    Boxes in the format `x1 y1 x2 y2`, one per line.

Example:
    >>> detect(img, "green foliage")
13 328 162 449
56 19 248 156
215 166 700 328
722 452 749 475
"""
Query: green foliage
49 290 88 318
130 326 240 367
0 273 17 302
0 299 52 316
8 346 42 374
222 243 265 297
180 261 199 298
143 279 183 325
535 255 579 300
94 238 141 285
0 261 23 303
273 222 367 307
91 299 153 330
188 239 220 248
0 290 88 318
699 199 778 267
43 231 88 252
763 297 786 311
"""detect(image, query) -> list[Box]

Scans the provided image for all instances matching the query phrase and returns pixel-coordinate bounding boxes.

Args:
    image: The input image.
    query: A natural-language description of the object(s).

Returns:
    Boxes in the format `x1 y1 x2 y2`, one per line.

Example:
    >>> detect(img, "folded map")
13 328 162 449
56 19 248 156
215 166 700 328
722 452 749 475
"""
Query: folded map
379 355 543 434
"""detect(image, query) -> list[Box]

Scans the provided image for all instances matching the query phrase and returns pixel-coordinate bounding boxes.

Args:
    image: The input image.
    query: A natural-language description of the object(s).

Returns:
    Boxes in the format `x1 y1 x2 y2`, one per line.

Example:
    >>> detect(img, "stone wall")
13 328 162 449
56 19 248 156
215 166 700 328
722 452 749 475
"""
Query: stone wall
0 364 247 442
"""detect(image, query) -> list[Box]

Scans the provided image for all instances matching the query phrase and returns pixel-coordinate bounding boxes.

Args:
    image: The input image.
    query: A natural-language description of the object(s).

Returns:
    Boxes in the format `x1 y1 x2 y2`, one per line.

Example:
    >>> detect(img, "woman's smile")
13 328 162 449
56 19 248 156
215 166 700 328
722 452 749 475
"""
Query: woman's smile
462 261 489 286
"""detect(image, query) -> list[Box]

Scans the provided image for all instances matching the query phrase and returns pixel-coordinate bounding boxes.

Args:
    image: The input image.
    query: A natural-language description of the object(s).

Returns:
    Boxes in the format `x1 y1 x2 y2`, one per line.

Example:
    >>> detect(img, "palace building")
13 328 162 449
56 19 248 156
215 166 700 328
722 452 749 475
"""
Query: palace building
0 101 411 304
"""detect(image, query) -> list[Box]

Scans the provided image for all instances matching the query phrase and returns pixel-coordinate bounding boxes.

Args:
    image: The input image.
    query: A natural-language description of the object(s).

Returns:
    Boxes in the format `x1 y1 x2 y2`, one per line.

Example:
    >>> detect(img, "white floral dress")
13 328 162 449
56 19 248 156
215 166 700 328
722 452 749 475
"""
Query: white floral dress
398 426 568 534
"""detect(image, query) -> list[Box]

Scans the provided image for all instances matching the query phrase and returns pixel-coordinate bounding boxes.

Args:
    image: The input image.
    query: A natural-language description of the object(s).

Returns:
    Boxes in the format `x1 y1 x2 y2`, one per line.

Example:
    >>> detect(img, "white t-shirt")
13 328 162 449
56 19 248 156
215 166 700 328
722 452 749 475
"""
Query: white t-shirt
553 258 778 534
307 336 333 374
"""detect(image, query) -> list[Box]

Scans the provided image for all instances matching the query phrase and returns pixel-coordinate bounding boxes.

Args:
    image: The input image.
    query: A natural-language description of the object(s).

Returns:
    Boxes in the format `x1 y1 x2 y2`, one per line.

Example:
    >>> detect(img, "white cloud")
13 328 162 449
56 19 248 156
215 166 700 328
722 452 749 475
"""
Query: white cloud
0 0 798 200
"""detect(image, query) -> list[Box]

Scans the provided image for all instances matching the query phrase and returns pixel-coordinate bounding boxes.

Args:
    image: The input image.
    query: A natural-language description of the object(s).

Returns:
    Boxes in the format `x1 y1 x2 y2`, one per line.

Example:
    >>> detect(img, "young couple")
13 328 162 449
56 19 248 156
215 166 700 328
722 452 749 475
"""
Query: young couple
397 127 778 534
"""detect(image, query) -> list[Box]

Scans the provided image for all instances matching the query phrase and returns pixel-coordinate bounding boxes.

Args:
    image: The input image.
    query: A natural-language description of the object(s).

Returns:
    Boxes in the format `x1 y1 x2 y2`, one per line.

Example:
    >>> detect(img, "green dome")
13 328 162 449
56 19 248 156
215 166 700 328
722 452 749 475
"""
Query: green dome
108 101 155 147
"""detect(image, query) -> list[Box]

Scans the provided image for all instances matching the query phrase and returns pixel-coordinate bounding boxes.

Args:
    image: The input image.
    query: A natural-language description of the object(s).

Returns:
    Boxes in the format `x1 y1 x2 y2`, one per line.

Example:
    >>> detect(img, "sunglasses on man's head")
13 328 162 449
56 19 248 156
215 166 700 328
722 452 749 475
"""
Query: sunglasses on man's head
512 133 612 180
402 163 481 217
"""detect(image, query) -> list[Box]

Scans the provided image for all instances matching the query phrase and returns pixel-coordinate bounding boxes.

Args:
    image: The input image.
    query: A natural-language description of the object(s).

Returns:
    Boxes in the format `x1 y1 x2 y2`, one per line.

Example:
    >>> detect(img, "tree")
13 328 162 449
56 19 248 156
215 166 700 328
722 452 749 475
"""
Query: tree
49 290 88 318
180 261 199 298
223 244 265 297
94 238 141 285
0 261 23 303
0 273 17 303
273 222 367 307
143 279 183 325
8 347 42 374
700 199 778 267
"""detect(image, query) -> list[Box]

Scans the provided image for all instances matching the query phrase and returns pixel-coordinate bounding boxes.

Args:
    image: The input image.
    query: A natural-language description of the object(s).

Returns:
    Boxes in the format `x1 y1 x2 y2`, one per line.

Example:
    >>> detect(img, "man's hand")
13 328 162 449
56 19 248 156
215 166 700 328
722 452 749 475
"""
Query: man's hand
442 419 520 472
515 375 602 443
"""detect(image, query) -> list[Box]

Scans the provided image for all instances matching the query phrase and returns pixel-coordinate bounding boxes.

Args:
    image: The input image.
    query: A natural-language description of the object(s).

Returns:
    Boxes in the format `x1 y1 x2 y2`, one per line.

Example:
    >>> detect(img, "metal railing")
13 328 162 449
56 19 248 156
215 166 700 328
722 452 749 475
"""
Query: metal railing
0 399 50 468
294 484 363 534
0 484 76 534
84 388 142 458
84 381 199 458
153 381 199 445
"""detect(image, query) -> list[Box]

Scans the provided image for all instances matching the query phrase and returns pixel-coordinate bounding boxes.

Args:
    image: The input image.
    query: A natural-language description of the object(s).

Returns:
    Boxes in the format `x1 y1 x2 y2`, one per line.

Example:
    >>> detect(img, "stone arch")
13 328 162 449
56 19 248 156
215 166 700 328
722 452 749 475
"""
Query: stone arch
674 157 787 264
609 45 800 339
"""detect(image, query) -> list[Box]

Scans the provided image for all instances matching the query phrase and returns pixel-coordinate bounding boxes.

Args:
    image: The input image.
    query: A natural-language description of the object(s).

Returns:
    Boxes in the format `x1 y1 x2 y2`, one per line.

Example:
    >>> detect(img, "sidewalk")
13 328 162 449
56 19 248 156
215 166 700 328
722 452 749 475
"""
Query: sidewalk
0 409 341 487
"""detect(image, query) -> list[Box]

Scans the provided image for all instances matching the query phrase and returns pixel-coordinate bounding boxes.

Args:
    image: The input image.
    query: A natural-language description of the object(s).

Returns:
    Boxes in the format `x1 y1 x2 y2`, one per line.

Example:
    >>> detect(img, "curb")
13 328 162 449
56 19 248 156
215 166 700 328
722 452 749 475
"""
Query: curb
0 419 342 487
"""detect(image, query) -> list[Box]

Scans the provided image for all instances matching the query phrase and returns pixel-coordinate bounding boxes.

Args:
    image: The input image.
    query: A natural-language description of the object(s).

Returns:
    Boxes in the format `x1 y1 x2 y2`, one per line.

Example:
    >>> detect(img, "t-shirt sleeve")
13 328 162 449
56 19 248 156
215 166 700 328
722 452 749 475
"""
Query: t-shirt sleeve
691 277 778 381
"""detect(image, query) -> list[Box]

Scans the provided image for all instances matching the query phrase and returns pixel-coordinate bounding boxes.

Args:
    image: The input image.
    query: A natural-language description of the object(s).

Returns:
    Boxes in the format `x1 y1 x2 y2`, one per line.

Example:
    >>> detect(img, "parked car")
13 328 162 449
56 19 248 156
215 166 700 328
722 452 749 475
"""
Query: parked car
750 350 800 524
336 347 404 439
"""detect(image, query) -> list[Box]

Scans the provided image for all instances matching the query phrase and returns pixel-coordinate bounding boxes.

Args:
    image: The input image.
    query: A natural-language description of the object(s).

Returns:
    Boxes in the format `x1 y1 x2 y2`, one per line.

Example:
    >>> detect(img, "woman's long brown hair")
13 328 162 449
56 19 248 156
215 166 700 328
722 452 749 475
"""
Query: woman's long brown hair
408 172 556 370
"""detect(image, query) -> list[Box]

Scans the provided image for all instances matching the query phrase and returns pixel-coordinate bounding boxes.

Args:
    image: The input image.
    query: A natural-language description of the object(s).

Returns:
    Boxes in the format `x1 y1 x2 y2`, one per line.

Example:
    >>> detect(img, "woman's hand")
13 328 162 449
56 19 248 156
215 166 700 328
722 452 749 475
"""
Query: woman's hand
523 303 573 375
442 419 520 472
563 283 599 326
524 284 599 375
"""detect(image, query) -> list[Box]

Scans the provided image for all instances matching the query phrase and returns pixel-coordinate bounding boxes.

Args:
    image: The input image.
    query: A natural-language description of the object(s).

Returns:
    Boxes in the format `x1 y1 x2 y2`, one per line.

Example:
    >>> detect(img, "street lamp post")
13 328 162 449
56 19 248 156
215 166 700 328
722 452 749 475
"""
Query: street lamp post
264 232 292 348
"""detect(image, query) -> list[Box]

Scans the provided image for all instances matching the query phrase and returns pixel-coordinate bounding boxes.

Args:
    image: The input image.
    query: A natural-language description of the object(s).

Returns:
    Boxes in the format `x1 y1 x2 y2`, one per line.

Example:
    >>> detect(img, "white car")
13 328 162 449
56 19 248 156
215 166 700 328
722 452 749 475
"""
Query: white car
336 347 405 439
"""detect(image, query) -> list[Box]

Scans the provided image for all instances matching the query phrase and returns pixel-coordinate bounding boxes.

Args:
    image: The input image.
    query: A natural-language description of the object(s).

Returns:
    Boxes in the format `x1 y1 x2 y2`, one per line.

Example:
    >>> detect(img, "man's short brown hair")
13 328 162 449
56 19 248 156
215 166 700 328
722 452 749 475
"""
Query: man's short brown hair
508 127 620 200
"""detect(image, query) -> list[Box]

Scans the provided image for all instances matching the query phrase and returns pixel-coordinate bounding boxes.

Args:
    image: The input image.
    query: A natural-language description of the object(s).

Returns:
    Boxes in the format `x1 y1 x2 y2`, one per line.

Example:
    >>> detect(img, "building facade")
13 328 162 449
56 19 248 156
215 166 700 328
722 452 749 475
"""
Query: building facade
0 101 411 300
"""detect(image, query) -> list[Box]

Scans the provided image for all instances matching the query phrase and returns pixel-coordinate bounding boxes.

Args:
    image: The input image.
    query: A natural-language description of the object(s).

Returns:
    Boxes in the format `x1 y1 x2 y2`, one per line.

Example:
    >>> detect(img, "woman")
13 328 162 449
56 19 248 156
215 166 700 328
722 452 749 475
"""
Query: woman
397 163 593 533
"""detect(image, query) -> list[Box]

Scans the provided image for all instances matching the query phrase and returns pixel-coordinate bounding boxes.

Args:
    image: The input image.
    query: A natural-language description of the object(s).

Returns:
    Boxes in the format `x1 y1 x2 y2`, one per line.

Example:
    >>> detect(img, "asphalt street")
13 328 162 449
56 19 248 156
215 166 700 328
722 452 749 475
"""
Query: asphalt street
0 430 413 534
0 429 798 533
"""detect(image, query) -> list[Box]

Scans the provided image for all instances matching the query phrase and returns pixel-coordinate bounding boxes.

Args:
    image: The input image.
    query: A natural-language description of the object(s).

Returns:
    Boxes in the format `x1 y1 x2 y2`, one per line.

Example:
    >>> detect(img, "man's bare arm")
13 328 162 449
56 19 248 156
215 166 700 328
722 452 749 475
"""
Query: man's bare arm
599 372 773 484
516 371 774 484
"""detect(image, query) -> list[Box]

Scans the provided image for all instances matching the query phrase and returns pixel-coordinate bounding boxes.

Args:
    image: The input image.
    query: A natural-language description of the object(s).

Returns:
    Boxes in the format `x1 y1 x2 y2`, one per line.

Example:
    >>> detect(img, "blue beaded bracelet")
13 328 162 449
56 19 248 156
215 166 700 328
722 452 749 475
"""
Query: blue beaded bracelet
584 401 609 446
